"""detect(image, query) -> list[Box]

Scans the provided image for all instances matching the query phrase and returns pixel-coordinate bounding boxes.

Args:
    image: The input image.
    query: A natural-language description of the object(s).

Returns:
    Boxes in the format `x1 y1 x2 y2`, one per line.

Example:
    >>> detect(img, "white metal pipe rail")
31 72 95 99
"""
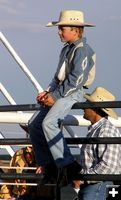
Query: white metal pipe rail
0 102 121 127
0 112 121 128
0 31 43 93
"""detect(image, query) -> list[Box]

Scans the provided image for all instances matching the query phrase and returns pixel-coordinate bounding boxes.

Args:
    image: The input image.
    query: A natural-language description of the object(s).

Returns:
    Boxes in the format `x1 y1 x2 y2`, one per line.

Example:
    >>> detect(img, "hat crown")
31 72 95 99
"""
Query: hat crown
84 87 118 119
59 10 84 25
90 87 115 102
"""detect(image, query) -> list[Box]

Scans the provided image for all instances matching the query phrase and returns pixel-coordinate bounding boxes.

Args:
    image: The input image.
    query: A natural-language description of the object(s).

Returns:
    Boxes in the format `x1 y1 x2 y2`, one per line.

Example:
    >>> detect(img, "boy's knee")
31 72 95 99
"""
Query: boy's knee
42 117 62 132
42 117 50 131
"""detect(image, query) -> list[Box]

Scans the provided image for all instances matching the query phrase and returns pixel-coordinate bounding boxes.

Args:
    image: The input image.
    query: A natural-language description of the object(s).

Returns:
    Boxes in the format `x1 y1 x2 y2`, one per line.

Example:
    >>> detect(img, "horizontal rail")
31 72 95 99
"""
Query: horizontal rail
66 137 121 144
0 173 121 182
1 137 121 145
1 113 121 128
72 101 121 109
0 166 36 170
0 182 55 186
0 182 38 186
74 174 121 182
0 101 121 112
0 138 30 145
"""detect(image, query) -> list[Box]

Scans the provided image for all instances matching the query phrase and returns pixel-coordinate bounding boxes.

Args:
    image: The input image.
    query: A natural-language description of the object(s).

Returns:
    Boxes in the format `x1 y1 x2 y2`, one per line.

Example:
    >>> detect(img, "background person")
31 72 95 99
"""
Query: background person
72 87 121 200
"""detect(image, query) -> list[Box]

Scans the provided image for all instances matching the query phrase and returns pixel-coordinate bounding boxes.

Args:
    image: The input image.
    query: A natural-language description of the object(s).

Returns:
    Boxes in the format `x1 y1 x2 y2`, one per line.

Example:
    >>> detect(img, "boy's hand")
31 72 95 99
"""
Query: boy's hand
43 93 55 107
36 91 47 104
36 92 55 107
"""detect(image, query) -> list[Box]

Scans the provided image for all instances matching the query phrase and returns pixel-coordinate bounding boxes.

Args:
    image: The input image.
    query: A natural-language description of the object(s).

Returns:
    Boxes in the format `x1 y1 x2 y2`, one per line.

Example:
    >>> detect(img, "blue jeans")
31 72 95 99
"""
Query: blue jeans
28 89 83 168
78 181 113 200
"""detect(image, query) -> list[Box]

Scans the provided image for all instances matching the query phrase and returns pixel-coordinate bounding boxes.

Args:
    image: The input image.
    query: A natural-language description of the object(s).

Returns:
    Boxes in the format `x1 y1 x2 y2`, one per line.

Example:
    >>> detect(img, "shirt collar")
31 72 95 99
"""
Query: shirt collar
64 37 86 48
73 37 86 46
88 118 106 131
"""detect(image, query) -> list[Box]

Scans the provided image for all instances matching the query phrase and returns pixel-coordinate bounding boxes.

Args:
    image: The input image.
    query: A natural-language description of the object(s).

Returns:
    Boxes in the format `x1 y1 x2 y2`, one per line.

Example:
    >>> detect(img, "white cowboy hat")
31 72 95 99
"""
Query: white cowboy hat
84 87 118 119
46 10 95 27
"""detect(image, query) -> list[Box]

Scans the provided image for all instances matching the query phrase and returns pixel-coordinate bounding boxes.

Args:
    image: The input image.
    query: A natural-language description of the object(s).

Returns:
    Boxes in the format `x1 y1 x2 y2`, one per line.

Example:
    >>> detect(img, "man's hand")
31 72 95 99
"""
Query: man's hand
72 180 81 189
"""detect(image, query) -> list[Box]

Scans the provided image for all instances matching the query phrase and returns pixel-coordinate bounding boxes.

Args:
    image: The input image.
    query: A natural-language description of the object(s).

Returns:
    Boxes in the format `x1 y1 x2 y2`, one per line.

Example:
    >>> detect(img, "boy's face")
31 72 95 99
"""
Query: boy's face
58 26 80 43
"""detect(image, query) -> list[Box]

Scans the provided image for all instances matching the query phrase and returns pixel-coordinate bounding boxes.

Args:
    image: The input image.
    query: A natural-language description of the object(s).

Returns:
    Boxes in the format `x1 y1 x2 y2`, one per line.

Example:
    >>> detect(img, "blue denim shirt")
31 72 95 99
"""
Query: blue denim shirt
47 37 96 100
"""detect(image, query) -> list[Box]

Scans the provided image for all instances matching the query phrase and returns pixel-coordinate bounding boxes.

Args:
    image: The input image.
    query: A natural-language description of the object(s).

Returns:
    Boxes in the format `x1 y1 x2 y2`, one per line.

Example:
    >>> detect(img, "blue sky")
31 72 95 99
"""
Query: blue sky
0 0 121 137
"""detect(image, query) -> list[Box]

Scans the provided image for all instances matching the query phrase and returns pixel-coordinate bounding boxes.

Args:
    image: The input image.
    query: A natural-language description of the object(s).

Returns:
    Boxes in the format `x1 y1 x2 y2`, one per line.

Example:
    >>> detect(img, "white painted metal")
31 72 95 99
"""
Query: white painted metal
0 182 55 186
0 83 16 156
0 182 38 186
0 166 36 170
0 133 14 156
0 112 33 123
0 112 121 128
0 83 32 126
0 82 17 105
0 82 28 156
0 31 43 93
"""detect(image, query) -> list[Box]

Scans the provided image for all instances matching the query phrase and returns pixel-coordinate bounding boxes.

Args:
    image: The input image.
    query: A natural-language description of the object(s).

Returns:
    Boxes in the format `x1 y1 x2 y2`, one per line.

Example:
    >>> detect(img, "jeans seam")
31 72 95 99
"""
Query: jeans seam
95 182 105 200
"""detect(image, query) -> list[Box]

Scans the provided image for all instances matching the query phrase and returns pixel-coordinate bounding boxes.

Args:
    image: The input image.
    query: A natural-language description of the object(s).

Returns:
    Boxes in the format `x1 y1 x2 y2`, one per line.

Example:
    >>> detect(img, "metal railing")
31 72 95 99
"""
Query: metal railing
0 137 121 200
0 101 121 200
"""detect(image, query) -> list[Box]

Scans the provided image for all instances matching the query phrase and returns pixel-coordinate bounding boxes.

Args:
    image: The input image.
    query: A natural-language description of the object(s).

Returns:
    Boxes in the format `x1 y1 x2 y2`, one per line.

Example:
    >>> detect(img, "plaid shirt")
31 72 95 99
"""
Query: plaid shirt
80 118 121 175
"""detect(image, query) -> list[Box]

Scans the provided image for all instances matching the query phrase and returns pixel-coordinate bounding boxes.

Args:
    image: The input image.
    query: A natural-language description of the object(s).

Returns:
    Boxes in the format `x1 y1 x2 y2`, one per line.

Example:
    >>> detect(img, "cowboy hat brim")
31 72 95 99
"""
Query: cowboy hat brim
46 21 95 27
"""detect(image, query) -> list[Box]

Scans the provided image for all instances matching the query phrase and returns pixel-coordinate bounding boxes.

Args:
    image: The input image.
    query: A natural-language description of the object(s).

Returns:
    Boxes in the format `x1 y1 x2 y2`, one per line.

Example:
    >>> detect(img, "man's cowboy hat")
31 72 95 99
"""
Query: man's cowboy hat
84 87 118 119
46 10 95 27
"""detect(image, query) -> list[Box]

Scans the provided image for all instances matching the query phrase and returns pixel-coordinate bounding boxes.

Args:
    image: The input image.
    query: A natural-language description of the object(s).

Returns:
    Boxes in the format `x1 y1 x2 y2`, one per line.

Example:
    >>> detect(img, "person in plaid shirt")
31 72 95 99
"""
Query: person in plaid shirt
72 87 121 200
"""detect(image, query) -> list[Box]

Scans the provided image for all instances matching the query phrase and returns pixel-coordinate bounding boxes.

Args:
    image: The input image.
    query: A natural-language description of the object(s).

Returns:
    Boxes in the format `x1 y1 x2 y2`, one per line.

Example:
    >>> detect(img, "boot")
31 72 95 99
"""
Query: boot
57 161 81 187
38 162 58 186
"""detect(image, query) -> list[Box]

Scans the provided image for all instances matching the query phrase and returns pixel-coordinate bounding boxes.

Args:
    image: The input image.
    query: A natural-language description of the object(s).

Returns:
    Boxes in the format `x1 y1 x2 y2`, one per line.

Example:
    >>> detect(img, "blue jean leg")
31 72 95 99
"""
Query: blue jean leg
42 89 83 167
78 181 113 200
28 106 54 166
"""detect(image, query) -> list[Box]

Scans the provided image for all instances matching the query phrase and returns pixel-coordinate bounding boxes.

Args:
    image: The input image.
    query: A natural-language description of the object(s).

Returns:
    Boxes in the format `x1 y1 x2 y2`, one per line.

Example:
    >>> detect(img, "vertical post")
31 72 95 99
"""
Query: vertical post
55 184 61 200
